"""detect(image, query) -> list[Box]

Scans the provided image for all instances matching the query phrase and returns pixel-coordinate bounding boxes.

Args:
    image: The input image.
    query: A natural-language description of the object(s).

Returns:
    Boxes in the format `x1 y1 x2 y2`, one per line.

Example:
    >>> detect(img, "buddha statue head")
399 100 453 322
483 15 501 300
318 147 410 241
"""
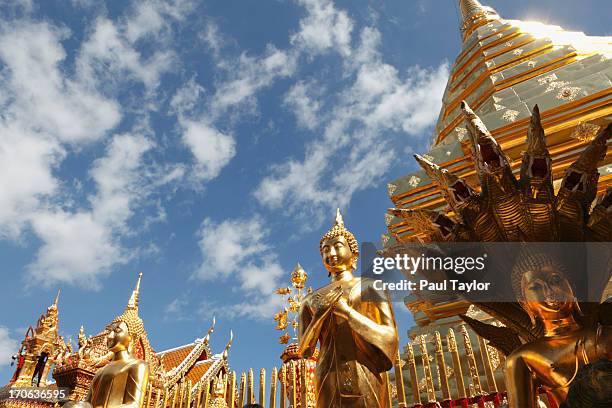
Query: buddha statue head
512 250 578 325
107 321 132 353
319 209 359 274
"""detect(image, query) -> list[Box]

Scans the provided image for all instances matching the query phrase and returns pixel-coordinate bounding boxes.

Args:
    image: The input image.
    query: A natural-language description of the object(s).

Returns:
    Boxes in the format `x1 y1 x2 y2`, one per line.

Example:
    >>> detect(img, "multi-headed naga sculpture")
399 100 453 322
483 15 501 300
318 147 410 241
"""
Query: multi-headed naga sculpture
390 102 611 407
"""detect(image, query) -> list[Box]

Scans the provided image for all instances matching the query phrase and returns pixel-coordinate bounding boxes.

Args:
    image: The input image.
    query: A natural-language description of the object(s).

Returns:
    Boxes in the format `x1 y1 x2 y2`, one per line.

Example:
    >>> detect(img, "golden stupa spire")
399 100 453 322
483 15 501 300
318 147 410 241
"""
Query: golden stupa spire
458 0 500 40
53 289 61 307
126 272 143 311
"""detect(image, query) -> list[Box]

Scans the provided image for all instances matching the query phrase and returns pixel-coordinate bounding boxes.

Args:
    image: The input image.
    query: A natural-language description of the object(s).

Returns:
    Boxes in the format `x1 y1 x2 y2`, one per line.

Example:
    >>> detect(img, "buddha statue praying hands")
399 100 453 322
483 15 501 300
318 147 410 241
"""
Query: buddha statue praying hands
298 209 398 408
505 251 611 408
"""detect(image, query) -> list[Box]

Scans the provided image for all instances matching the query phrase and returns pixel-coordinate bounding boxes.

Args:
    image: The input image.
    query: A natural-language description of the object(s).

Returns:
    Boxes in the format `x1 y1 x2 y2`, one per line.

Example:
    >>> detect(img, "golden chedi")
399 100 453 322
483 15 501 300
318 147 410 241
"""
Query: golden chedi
298 209 398 408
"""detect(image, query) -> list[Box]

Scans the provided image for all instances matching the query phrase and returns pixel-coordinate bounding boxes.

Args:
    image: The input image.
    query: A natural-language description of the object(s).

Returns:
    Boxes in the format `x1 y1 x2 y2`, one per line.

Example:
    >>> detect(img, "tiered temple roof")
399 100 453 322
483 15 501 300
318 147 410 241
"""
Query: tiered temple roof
157 330 229 388
384 0 611 246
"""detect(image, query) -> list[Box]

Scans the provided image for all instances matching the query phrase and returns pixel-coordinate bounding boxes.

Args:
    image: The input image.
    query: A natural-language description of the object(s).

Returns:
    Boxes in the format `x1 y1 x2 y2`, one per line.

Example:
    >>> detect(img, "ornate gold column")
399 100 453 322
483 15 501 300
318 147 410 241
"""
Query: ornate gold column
418 335 437 404
460 325 483 396
270 367 278 408
477 336 497 393
394 348 408 407
259 368 266 407
447 328 467 400
434 331 451 401
405 343 422 405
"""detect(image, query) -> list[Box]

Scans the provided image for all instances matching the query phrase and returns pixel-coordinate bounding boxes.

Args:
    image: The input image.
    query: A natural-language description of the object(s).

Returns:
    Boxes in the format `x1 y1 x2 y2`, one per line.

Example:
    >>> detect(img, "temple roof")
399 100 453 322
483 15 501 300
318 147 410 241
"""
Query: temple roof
157 339 226 387
184 359 221 385
384 0 612 244
158 343 198 371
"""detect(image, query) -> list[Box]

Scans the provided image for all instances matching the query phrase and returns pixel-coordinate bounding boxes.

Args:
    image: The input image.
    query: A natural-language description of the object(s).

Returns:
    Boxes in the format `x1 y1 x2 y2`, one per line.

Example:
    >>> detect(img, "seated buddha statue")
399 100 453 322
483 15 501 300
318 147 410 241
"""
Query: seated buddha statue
505 251 611 408
67 320 149 408
298 209 398 408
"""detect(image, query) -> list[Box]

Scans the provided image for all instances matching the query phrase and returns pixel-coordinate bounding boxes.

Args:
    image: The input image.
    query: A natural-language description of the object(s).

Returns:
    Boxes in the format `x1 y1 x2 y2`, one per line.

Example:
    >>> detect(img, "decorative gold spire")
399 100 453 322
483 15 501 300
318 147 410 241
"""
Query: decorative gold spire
111 272 147 352
290 263 308 289
275 263 312 344
319 208 359 257
54 289 61 307
458 0 500 40
127 272 143 311
222 330 233 360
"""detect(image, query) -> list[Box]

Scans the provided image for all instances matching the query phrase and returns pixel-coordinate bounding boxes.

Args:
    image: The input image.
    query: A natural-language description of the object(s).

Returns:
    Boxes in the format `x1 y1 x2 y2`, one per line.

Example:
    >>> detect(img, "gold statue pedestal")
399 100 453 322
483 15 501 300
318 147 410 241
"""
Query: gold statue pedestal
53 361 97 402
280 343 318 408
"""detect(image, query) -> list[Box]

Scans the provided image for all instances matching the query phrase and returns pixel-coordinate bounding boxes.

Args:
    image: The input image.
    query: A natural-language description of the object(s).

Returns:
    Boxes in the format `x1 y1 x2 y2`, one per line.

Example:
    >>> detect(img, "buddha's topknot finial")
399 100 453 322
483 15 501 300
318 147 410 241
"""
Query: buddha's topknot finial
319 208 359 257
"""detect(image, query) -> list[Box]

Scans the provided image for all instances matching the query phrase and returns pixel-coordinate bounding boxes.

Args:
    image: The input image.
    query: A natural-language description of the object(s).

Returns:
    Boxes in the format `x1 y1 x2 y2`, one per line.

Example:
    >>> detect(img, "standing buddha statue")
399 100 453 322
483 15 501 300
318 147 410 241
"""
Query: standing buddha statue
298 209 398 408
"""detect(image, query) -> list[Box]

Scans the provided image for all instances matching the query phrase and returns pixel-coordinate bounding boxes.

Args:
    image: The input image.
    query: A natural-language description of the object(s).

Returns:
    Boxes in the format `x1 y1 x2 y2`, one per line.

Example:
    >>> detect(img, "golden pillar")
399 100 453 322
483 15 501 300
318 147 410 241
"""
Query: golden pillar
460 325 483 396
447 328 467 399
434 331 451 401
478 336 497 393
418 335 437 403
405 343 421 405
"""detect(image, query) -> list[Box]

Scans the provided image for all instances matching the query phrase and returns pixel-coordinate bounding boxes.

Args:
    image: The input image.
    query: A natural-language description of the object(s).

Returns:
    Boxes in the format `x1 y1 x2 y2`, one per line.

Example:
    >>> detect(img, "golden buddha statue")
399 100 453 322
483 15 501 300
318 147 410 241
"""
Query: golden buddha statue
68 320 149 408
298 209 398 408
505 251 611 408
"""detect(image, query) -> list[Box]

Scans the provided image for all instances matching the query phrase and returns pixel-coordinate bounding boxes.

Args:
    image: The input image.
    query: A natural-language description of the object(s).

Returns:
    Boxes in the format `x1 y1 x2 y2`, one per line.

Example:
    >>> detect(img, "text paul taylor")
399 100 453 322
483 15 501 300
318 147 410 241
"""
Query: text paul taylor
372 279 491 293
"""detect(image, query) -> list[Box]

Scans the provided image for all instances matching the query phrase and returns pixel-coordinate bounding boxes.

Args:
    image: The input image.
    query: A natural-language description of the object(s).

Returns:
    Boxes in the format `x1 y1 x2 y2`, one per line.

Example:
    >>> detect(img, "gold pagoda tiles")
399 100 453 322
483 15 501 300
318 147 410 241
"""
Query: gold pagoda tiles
385 1 611 245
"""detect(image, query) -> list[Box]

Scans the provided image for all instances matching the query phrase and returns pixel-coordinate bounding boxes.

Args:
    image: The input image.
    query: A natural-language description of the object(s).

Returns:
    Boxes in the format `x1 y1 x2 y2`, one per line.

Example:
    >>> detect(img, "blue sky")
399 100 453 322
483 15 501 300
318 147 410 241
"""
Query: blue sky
0 0 610 382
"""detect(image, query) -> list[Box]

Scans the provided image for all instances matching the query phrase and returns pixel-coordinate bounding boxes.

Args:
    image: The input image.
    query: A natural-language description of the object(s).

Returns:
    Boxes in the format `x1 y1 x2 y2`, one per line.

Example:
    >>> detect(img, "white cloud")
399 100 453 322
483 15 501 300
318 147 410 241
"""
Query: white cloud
90 133 154 228
181 122 235 181
77 18 174 92
0 326 18 365
195 216 285 319
198 295 284 322
170 78 206 117
255 26 449 216
0 5 195 283
283 81 323 130
211 45 298 116
0 22 121 144
27 211 123 288
196 217 270 281
291 0 353 57
199 21 224 59
26 134 153 289
0 21 121 238
170 78 237 183
164 297 189 321
0 124 62 238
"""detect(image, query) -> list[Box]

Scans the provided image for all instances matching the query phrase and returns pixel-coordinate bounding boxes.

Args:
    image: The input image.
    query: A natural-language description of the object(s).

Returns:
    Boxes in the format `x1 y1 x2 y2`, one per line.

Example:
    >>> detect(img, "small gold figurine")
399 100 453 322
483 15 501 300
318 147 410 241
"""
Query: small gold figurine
298 209 398 408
